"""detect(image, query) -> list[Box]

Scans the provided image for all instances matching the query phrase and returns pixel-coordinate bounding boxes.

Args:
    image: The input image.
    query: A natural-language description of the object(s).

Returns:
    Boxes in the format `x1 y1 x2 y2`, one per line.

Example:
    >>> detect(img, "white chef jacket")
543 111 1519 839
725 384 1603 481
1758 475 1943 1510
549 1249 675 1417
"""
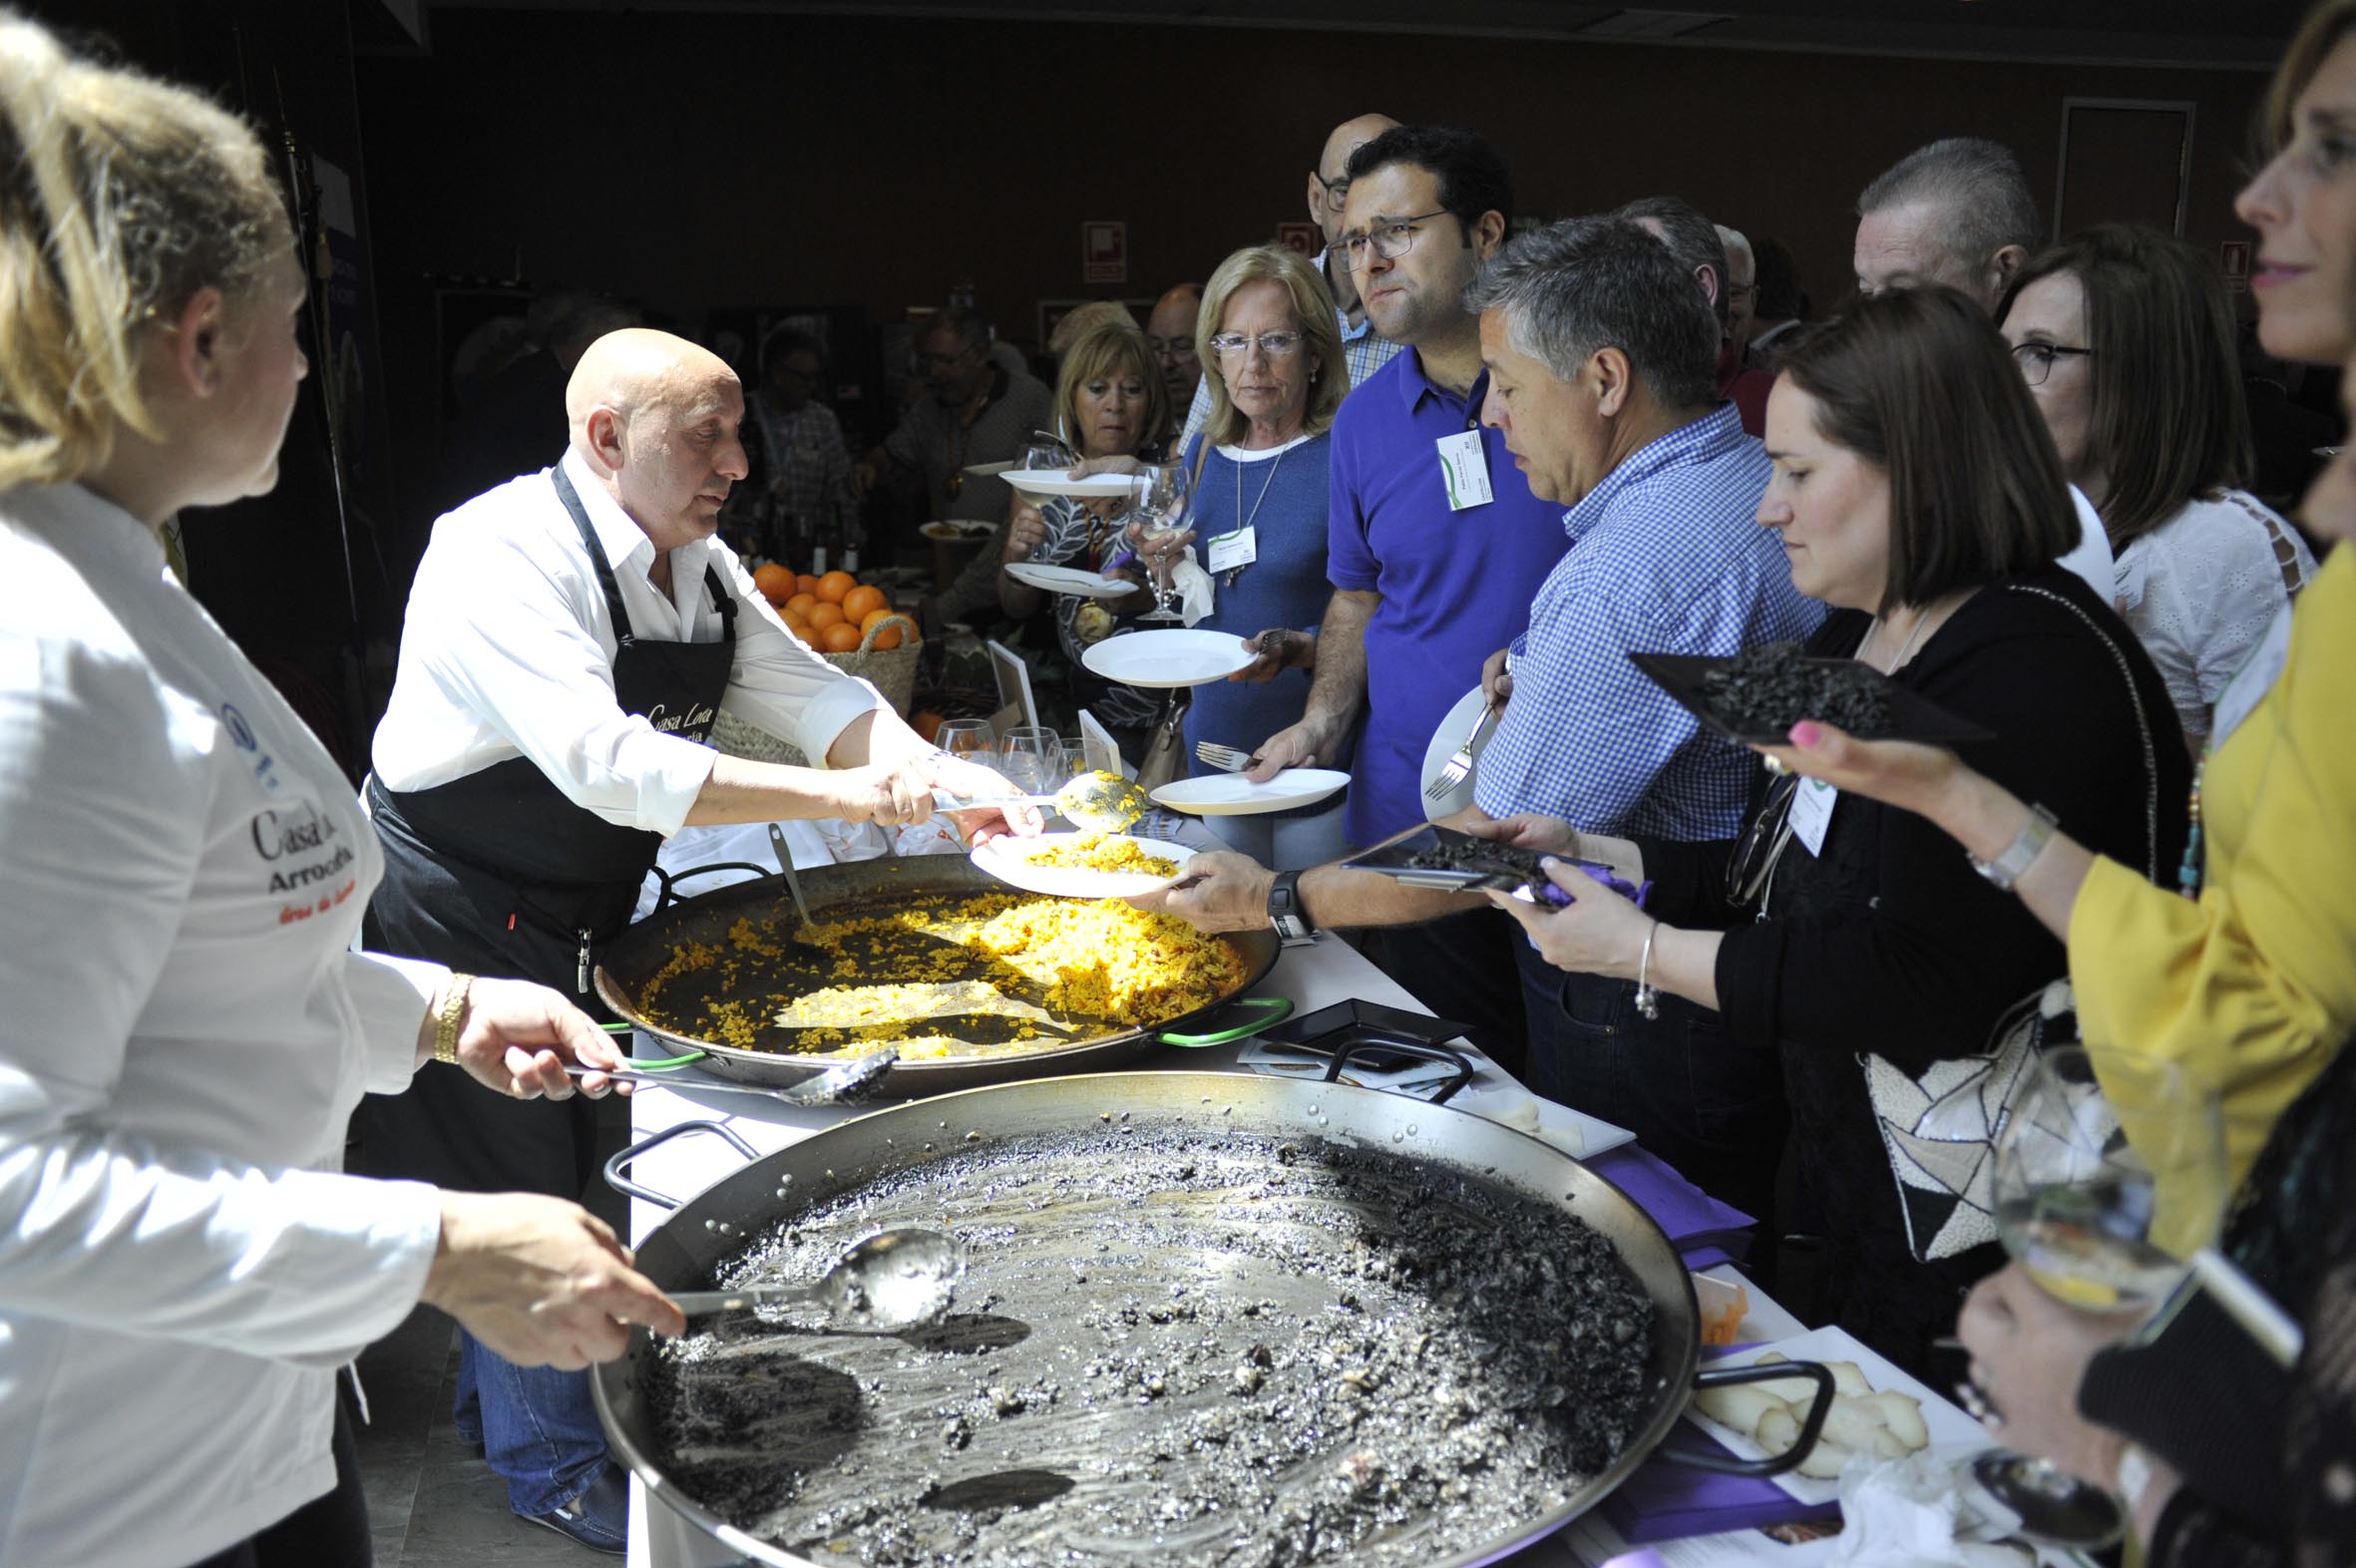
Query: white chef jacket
371 449 881 832
0 484 449 1568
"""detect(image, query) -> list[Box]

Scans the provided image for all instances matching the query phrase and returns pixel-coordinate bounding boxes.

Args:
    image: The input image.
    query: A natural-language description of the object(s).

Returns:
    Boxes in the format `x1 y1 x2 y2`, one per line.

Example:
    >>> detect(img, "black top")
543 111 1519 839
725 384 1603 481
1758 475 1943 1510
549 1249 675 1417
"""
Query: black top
1636 565 2192 1373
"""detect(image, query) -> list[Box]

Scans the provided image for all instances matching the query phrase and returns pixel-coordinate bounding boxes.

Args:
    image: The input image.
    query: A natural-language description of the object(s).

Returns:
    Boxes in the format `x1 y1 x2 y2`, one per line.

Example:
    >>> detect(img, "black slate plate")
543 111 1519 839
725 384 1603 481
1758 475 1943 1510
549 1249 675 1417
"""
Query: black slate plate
1630 651 1997 746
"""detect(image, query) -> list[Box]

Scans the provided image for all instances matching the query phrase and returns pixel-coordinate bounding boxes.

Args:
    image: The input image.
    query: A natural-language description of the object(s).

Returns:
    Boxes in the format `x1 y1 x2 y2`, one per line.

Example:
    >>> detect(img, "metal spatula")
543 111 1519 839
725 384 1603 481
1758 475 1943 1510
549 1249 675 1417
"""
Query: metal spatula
670 1226 964 1331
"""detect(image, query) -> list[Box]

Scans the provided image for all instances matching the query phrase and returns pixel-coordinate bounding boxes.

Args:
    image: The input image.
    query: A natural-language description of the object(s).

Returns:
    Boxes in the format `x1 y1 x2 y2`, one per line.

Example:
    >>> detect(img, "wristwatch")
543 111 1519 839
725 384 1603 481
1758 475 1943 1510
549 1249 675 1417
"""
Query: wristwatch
1268 871 1318 948
1969 803 2059 891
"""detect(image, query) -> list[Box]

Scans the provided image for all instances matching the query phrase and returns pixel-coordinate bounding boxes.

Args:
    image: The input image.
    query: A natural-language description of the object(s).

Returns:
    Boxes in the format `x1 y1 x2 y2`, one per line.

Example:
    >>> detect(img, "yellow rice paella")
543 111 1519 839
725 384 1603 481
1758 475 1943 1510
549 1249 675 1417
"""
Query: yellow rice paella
634 891 1246 1060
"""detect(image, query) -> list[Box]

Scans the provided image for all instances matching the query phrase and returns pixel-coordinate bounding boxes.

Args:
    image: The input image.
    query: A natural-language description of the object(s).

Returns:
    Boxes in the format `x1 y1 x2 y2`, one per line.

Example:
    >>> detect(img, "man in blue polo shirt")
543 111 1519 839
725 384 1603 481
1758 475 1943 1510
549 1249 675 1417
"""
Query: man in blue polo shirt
1155 216 1820 1214
1238 124 1570 1062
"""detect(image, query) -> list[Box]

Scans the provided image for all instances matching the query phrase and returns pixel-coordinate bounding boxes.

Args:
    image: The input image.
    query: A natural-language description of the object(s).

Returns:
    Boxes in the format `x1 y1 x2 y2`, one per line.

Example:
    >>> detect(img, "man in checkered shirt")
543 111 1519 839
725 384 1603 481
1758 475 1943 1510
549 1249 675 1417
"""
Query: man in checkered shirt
1151 215 1820 1205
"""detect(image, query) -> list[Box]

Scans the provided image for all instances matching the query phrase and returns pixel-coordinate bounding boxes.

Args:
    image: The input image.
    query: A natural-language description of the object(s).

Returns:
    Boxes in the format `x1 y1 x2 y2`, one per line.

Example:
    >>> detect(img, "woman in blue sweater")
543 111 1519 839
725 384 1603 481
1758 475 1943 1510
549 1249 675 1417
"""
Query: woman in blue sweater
1156 244 1355 868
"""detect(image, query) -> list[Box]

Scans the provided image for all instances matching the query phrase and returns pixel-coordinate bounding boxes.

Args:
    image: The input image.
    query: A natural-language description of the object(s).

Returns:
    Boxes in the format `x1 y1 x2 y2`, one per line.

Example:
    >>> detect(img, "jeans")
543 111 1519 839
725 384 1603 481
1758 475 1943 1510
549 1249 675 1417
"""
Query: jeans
454 1330 610 1516
1514 939 1785 1230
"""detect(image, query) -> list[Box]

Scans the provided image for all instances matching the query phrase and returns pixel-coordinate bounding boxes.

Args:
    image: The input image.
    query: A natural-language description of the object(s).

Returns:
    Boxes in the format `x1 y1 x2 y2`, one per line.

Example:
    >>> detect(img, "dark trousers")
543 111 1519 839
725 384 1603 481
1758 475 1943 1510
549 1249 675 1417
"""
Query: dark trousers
185 1395 370 1568
1514 940 1785 1231
1360 907 1530 1079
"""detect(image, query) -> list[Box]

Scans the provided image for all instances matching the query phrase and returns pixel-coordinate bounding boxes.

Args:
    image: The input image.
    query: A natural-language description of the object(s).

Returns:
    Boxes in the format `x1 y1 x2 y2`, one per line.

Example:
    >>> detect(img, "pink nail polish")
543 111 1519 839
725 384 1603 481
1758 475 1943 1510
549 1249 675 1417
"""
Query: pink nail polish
1790 721 1821 748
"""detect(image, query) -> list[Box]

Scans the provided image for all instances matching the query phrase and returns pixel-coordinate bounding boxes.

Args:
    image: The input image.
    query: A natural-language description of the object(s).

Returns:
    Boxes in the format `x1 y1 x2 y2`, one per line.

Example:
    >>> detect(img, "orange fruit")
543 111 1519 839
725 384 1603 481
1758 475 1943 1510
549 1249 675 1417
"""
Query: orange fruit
842 584 888 621
806 601 847 630
752 563 794 603
816 570 857 604
857 607 903 649
795 574 822 597
819 621 864 653
785 591 818 618
912 711 946 743
781 610 811 639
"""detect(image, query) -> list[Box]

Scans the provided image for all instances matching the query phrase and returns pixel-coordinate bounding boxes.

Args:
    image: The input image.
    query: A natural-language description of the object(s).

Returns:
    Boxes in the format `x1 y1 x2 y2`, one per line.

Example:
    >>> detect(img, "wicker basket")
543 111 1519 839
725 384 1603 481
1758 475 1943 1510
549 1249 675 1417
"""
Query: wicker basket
708 613 922 769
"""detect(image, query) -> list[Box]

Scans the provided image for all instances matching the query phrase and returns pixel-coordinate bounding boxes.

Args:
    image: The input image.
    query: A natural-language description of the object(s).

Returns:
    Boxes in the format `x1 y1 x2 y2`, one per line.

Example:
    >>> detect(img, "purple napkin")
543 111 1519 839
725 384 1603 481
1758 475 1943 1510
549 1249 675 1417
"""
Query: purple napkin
1586 1145 1756 1262
1600 1425 1838 1542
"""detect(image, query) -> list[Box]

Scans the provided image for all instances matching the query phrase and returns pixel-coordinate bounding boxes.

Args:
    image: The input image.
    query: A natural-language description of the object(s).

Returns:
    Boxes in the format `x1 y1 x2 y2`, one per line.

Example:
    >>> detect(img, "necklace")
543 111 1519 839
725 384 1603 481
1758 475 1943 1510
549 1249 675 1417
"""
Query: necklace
1859 590 1964 673
2178 750 2208 899
1220 441 1291 588
941 378 993 501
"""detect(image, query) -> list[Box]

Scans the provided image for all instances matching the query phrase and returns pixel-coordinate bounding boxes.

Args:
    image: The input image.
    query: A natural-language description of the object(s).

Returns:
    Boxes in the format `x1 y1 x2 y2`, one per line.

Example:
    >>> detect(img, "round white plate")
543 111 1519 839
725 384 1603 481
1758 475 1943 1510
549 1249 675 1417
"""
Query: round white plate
1420 683 1496 821
1003 562 1132 598
1002 470 1136 499
961 460 1014 478
920 520 994 542
972 832 1196 898
1081 629 1253 688
1151 769 1350 817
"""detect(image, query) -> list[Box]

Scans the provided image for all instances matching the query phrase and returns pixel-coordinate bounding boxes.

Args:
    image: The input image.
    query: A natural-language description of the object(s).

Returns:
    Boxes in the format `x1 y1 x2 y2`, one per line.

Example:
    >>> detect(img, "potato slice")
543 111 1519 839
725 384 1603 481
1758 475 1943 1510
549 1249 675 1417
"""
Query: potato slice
1823 1360 1873 1396
1756 1404 1800 1455
1860 1389 1929 1453
1694 1382 1792 1440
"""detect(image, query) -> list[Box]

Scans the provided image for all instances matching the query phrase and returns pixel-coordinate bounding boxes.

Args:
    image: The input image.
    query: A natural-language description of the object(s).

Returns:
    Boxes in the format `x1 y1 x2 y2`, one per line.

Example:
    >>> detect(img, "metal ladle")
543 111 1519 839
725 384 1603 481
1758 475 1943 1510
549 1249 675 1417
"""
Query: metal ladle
668 1226 966 1332
936 769 1150 833
563 1046 899 1107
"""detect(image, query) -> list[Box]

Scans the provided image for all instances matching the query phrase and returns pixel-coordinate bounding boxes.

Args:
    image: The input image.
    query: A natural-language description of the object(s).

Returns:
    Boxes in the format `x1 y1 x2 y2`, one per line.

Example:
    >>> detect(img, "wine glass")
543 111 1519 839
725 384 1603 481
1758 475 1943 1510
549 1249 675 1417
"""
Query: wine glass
1012 433 1077 498
1970 1045 2226 1546
1130 462 1193 623
933 718 999 770
999 727 1064 798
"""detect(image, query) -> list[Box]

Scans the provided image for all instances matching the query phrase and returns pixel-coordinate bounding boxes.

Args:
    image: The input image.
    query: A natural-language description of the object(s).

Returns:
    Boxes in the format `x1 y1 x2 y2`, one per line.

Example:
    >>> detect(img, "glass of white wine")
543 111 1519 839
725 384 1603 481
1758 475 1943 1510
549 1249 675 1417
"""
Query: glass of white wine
1129 462 1194 623
1973 1045 2226 1546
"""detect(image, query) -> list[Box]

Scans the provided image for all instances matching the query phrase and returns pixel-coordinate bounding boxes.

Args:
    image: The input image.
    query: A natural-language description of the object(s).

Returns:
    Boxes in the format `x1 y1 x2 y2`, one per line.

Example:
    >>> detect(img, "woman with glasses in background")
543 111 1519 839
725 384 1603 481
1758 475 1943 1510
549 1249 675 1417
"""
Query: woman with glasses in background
1998 224 2316 753
1480 287 2189 1378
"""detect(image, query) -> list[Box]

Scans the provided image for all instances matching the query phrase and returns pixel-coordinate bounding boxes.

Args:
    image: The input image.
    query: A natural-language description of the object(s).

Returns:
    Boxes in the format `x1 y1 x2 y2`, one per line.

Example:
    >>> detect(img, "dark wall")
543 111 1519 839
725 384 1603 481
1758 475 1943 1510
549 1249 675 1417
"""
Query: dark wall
358 8 2270 537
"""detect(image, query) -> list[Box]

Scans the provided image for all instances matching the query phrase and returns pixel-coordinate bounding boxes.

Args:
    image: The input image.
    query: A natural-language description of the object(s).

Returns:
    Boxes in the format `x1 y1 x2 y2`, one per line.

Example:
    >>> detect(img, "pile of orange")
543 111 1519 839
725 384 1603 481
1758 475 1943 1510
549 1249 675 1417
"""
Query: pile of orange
752 564 915 654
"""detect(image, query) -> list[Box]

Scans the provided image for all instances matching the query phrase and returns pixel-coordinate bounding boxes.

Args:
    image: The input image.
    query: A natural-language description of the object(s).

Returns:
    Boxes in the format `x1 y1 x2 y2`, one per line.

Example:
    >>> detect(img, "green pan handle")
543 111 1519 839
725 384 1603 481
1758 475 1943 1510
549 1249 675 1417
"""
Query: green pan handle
1158 994 1293 1047
597 1020 707 1069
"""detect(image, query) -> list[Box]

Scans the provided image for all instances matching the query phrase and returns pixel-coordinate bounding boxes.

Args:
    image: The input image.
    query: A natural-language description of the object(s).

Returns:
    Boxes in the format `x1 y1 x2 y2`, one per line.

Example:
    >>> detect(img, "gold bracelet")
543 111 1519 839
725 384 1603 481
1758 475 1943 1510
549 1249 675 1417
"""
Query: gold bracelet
433 975 475 1065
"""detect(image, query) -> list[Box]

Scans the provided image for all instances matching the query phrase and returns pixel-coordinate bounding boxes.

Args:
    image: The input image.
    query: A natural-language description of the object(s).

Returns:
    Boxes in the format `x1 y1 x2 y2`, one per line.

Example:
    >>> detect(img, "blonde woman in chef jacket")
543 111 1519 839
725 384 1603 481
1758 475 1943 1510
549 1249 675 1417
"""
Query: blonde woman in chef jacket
0 17 686 1568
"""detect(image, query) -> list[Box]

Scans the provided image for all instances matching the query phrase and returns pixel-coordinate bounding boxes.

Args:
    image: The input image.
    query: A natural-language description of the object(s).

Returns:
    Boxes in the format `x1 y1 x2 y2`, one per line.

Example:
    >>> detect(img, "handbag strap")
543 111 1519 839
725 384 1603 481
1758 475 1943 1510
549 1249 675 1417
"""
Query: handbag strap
2003 584 2162 883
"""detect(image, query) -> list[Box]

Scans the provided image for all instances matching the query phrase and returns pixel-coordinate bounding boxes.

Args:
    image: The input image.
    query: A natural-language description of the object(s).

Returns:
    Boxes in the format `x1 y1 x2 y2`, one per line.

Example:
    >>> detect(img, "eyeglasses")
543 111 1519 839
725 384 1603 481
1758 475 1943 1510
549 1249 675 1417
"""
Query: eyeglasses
913 345 978 370
1328 211 1454 271
1311 168 1351 213
1207 330 1305 359
1146 334 1197 363
1724 772 1801 910
2012 340 2093 387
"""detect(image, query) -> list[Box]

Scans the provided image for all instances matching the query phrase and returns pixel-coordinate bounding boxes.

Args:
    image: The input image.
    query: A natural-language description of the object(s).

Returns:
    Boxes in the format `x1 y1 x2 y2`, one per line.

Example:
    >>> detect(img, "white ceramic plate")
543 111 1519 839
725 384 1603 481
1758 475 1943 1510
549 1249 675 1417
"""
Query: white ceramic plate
1081 629 1253 688
1003 562 1132 598
1002 469 1136 499
961 460 1014 478
920 520 994 542
1151 768 1350 817
1679 1326 1993 1507
971 832 1197 898
1419 683 1497 821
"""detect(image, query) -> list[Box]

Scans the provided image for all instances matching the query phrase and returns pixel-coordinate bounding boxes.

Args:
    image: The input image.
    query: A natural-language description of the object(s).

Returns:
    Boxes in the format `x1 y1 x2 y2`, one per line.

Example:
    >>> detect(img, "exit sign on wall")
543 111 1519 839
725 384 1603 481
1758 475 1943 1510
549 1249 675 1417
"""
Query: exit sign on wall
2220 240 2251 293
1083 220 1126 284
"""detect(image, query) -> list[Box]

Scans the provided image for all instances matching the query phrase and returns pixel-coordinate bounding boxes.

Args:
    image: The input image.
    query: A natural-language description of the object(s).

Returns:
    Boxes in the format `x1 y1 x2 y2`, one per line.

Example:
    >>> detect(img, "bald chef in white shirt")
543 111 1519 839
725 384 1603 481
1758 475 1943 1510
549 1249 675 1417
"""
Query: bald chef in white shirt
360 328 1026 1544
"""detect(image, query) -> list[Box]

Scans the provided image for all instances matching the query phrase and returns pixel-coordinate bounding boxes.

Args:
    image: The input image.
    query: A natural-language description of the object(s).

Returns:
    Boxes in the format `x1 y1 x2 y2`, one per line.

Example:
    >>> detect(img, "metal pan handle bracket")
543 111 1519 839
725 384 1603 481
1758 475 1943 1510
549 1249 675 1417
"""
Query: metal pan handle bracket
1157 994 1293 1047
646 861 776 912
603 1118 758 1210
1661 1359 1838 1477
1325 1035 1477 1104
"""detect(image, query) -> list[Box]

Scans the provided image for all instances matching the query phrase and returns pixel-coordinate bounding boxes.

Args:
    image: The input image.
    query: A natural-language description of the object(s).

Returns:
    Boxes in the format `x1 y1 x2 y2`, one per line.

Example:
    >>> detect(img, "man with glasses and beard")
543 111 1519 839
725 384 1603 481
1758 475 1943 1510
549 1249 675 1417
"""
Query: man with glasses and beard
850 304 1050 529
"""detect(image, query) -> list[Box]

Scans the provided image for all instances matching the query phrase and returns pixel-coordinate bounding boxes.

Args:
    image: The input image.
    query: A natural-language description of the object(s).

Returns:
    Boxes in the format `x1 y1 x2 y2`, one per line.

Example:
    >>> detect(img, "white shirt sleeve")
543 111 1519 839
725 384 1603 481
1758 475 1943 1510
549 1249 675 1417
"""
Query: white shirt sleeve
710 547 884 766
341 951 446 1094
401 522 724 835
0 638 440 1365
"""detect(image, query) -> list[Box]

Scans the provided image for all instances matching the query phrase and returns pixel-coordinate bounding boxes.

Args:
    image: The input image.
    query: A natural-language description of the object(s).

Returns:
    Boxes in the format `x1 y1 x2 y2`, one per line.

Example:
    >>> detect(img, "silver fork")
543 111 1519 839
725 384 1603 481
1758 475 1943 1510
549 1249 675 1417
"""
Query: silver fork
1194 741 1258 773
1425 697 1498 801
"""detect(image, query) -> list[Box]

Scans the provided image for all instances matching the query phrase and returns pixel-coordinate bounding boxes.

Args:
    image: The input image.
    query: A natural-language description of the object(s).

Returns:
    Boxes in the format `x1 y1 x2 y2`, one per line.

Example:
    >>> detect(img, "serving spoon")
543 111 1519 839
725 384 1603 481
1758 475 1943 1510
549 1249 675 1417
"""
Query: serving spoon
669 1226 966 1331
563 1046 899 1107
936 769 1150 833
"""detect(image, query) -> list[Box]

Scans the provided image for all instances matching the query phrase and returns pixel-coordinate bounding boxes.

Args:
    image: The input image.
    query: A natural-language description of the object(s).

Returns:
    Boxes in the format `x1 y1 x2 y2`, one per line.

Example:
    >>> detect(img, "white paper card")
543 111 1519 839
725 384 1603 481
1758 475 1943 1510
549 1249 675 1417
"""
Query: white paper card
1076 707 1131 780
1788 775 1838 857
1206 525 1258 575
1435 430 1493 511
985 638 1037 731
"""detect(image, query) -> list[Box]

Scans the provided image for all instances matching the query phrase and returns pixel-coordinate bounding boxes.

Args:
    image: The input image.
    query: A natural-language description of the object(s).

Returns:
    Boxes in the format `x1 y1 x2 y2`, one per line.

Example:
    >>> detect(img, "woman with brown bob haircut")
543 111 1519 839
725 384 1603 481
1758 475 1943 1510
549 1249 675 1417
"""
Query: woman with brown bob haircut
1486 286 2189 1377
1998 224 2316 751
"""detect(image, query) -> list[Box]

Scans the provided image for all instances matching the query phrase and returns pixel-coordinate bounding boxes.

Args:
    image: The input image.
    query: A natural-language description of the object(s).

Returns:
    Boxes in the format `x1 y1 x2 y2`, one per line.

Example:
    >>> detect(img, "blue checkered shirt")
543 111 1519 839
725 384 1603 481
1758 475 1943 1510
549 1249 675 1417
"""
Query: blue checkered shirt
1178 302 1402 453
1472 404 1824 840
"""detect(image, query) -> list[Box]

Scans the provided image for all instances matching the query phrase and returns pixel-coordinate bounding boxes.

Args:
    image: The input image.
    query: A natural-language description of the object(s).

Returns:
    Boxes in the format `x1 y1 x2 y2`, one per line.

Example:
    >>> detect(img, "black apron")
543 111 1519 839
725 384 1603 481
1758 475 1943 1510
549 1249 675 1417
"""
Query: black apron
354 467 736 1197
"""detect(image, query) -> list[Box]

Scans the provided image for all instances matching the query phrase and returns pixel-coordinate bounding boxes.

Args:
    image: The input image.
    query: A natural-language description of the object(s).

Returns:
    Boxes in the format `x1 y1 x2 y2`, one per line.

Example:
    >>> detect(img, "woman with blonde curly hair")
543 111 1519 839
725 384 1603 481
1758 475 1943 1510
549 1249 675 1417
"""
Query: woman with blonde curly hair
0 15 678 1566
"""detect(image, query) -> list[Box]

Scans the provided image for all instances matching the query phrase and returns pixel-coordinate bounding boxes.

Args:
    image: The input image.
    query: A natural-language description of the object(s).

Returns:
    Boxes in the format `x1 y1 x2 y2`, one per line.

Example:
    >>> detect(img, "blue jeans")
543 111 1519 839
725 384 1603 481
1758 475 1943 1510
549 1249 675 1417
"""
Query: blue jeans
453 1330 610 1515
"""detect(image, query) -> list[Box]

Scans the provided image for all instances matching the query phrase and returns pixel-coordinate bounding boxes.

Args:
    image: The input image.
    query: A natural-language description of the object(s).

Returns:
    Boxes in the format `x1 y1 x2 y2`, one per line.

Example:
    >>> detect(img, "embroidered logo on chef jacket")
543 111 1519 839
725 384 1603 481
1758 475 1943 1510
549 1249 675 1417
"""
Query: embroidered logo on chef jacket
250 801 356 896
217 700 286 795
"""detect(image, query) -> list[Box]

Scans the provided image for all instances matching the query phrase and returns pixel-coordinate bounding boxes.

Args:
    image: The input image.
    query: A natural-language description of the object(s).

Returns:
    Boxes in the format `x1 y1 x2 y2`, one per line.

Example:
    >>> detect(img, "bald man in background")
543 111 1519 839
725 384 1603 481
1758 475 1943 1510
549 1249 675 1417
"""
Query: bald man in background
356 329 1023 1549
1178 111 1403 450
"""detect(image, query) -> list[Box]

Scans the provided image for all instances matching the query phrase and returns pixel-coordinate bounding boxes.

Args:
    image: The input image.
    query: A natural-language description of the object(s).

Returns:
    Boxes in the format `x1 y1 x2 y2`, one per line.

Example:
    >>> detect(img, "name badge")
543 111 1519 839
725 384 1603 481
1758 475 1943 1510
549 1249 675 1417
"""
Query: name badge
2208 599 2293 751
1206 526 1258 576
1435 430 1494 512
1788 775 1838 857
2113 547 2151 613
